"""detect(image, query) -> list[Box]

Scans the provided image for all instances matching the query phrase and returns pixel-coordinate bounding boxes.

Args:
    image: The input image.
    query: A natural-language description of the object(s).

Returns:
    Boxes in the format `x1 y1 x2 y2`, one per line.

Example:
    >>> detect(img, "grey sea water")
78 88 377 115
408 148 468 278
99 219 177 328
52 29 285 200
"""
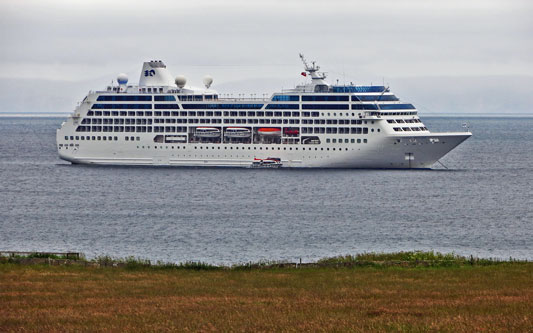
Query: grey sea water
0 116 532 264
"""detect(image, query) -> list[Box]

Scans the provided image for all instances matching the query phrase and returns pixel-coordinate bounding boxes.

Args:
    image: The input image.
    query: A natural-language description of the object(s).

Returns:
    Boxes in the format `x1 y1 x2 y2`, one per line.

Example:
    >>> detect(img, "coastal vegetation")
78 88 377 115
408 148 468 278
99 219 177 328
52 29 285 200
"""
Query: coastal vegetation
1 252 532 332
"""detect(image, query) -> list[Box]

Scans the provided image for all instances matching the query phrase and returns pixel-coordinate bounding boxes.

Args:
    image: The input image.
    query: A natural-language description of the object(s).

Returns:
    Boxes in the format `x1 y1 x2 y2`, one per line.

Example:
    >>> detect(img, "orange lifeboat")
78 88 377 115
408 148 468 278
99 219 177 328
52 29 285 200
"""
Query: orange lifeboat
257 128 281 136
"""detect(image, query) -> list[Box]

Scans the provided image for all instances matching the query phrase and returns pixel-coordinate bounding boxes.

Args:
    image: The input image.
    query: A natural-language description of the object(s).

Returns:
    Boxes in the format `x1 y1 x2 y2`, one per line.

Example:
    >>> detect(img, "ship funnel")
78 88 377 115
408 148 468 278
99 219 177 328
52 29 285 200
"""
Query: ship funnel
138 60 175 87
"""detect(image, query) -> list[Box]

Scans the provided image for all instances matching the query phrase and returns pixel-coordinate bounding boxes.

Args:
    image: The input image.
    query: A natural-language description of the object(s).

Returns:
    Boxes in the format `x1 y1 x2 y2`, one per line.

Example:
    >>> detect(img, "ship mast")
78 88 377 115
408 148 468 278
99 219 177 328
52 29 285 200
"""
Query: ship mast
299 53 327 80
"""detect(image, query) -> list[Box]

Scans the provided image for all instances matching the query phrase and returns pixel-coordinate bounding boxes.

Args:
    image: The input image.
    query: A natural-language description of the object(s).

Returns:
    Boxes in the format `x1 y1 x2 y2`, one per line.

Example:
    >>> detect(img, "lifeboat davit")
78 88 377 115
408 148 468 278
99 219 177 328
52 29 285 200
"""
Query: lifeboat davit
257 128 281 136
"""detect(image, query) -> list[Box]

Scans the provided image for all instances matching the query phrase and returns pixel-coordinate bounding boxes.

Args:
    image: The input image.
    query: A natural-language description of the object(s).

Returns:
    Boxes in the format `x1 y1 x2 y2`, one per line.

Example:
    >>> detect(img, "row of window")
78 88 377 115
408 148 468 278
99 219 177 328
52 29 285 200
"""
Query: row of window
265 104 299 109
302 104 348 110
185 140 369 148
301 95 399 102
86 110 318 117
140 145 364 151
303 96 348 101
331 86 387 93
89 102 415 111
63 135 368 146
262 94 399 102
326 138 367 144
82 117 377 126
97 95 152 102
182 104 264 109
352 104 415 110
367 111 418 116
272 95 300 101
83 118 305 126
87 110 320 117
387 119 422 124
137 87 164 93
85 109 416 119
82 118 152 125
301 127 372 134
75 126 374 134
248 102 412 111
59 141 363 153
177 95 217 101
92 103 179 110
157 118 224 124
393 127 428 132
91 103 152 109
82 118 372 126
353 95 399 102
64 135 120 141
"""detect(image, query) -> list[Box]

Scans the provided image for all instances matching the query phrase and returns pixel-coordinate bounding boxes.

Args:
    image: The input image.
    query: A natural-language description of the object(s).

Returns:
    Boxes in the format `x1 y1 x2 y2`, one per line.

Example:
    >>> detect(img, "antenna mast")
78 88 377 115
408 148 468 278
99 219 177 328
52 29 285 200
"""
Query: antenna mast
299 53 326 79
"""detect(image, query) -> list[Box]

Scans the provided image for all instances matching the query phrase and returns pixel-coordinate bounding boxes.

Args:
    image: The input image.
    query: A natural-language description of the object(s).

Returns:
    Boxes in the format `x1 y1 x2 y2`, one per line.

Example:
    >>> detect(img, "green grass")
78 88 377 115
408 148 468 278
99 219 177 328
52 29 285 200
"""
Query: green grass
316 251 515 267
0 252 532 332
1 262 532 332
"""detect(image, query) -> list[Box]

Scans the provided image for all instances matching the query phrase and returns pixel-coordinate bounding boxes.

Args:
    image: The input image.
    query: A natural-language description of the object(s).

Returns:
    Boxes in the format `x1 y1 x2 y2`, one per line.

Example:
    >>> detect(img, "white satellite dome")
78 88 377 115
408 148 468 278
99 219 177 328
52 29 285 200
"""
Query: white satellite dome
175 75 187 88
203 75 213 89
117 73 128 85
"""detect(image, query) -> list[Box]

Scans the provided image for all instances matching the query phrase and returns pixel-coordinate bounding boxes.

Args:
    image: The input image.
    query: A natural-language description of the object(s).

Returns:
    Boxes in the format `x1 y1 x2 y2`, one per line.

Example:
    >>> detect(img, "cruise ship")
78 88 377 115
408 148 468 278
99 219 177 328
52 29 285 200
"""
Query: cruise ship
56 55 471 168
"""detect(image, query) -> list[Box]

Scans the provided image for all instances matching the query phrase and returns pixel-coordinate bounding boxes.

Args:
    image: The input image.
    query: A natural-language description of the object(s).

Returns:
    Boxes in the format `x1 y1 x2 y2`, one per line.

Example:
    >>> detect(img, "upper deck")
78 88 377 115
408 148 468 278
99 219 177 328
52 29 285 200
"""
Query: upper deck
69 57 426 139
96 57 412 112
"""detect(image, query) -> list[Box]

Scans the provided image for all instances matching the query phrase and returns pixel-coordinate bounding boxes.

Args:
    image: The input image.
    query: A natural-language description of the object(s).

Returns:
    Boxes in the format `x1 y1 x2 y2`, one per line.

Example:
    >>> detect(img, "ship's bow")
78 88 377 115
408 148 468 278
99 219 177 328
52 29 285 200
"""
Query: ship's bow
405 132 472 168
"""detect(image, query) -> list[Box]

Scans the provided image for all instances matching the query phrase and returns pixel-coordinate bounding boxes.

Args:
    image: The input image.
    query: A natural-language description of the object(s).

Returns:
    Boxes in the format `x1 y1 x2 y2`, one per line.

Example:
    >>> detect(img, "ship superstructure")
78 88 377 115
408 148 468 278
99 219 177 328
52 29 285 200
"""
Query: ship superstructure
56 56 471 168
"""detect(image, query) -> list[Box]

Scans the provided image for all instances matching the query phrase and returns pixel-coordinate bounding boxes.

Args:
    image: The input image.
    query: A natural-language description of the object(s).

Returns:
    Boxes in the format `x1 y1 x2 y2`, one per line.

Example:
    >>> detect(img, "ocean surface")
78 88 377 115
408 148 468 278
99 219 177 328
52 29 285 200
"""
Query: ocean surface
0 115 532 264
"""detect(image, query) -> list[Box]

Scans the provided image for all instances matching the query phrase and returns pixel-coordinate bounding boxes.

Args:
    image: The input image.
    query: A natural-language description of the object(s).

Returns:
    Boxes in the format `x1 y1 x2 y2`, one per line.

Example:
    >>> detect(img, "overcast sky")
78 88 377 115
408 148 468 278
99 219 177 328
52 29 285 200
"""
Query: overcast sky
1 0 532 113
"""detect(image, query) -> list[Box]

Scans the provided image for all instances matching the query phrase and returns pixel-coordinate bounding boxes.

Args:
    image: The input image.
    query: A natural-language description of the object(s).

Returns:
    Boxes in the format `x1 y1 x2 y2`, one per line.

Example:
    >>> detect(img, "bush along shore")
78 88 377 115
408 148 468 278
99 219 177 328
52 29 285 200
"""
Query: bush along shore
0 250 528 270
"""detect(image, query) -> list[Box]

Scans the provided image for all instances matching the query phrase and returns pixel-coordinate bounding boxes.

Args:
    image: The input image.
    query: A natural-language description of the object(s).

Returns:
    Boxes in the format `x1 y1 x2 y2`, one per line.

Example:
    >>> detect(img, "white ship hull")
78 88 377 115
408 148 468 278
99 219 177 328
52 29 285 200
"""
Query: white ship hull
57 131 470 169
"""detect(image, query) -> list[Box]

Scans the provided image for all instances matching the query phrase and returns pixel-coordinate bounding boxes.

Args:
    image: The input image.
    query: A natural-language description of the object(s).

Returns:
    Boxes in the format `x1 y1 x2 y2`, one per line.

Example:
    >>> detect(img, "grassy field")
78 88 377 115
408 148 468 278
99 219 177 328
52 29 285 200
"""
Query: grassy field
1 254 532 332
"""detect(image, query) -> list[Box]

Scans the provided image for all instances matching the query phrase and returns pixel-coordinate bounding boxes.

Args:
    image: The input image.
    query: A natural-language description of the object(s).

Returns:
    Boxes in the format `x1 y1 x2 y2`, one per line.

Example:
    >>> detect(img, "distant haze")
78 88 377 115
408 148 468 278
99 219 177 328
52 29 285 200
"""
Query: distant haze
1 0 532 114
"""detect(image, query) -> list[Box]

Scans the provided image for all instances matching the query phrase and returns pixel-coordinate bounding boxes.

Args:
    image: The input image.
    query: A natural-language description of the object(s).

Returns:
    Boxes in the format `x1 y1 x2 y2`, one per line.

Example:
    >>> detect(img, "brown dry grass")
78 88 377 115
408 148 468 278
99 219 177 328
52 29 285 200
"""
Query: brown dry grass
1 264 532 332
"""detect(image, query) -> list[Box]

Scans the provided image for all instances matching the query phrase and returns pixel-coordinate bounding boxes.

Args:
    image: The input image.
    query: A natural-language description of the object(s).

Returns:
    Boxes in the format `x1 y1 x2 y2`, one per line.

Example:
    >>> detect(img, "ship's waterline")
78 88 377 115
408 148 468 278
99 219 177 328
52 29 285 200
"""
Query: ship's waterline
56 56 471 168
